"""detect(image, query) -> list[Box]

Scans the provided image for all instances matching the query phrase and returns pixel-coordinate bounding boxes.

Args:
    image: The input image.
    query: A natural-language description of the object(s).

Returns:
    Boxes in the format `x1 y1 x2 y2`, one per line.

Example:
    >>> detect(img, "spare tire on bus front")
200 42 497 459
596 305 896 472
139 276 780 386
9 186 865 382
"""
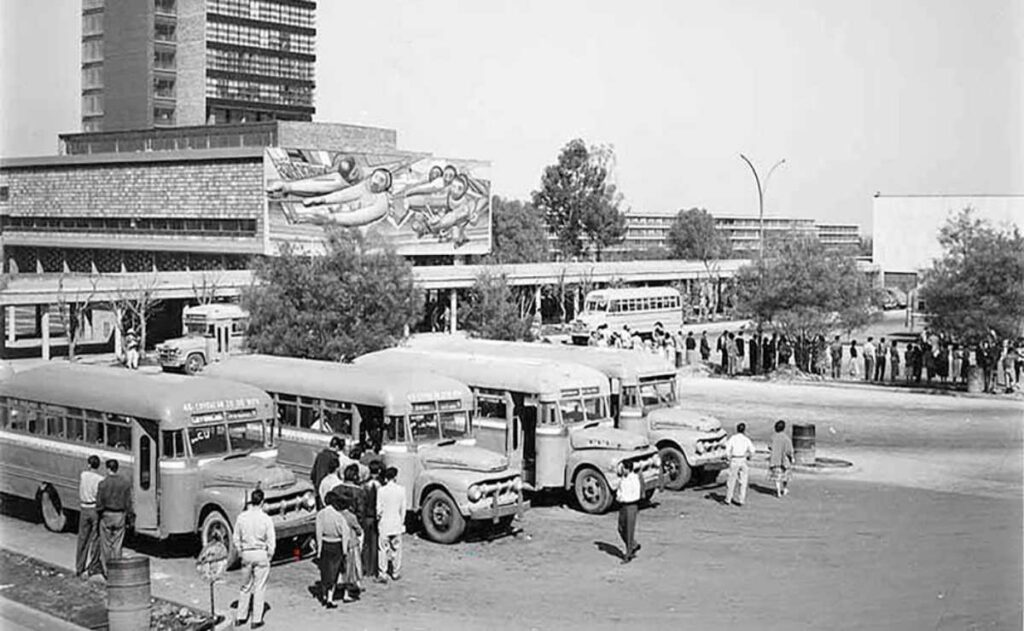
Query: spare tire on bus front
199 508 239 569
420 489 466 544
37 484 68 533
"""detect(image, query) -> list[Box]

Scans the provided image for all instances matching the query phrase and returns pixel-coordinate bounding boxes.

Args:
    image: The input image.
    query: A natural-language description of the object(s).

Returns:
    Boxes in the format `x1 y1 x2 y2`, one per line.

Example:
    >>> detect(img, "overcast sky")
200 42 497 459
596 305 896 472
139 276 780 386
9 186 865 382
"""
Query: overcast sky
1 0 1021 230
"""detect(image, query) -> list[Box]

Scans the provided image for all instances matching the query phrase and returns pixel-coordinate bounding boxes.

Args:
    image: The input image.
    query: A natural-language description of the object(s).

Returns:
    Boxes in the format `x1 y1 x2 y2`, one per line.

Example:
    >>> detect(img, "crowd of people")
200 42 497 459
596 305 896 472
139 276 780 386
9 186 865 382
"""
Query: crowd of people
588 321 1023 393
231 436 407 627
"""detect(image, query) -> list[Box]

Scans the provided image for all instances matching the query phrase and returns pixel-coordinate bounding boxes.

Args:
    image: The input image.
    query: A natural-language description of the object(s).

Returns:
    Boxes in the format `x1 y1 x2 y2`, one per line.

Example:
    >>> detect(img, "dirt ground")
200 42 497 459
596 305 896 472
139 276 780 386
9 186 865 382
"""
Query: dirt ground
0 378 1020 630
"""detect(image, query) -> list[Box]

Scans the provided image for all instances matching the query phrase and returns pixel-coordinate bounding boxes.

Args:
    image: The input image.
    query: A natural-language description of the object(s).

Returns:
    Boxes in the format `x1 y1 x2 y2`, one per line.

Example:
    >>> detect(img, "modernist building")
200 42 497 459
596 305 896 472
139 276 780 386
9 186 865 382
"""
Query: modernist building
603 211 860 257
81 0 316 132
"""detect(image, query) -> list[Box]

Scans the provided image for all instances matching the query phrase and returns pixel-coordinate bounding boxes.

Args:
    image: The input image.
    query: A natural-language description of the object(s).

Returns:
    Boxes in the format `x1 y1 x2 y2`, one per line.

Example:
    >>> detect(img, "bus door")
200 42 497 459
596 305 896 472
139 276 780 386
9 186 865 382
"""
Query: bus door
214 322 230 359
503 392 526 479
510 393 537 486
132 419 159 533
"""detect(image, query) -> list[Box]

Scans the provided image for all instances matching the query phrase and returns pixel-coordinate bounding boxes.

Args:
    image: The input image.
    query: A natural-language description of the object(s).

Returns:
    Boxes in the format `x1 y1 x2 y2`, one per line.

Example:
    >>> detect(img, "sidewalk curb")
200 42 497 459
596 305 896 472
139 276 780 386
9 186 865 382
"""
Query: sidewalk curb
0 593 88 631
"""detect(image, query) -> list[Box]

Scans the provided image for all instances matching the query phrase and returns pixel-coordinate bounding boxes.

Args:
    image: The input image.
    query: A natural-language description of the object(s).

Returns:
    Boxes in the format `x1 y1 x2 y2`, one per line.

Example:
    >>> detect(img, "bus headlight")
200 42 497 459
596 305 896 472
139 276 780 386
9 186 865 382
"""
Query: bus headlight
467 485 483 502
301 491 316 510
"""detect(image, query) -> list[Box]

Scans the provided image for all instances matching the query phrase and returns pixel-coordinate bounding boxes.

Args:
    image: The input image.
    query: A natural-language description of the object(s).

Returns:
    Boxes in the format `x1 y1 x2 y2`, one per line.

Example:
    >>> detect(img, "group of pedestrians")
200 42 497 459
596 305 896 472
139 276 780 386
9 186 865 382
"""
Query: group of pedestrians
722 420 796 506
75 455 134 580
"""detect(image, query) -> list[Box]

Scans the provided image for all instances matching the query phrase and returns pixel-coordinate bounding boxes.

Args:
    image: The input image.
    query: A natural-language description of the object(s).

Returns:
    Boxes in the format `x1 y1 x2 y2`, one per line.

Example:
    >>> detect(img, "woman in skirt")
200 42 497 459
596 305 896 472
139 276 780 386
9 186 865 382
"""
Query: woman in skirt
337 495 364 602
315 490 350 609
768 420 795 498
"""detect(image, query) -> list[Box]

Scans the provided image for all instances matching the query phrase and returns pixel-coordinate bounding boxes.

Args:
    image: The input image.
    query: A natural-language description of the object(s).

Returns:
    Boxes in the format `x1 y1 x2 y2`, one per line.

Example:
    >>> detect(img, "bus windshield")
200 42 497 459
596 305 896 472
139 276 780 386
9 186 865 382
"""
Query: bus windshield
640 379 676 409
408 411 470 443
585 299 608 312
188 420 266 456
185 320 212 337
558 396 607 424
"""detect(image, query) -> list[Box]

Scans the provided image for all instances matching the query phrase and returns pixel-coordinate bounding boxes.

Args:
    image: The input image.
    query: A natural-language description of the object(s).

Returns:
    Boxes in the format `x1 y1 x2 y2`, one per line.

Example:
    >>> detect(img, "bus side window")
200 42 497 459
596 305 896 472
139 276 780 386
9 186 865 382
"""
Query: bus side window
383 416 403 443
8 406 25 432
276 394 299 427
26 411 40 435
107 422 131 451
321 401 353 436
45 414 64 438
298 397 320 429
0 398 7 428
139 435 152 490
477 396 507 419
85 420 105 445
66 417 85 442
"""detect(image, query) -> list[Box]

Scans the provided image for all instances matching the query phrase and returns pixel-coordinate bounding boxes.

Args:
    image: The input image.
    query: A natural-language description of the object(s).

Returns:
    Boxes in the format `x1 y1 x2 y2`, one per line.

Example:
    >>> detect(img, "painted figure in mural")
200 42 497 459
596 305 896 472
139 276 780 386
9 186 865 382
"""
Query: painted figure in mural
267 154 365 197
418 174 488 246
398 164 458 209
285 167 395 228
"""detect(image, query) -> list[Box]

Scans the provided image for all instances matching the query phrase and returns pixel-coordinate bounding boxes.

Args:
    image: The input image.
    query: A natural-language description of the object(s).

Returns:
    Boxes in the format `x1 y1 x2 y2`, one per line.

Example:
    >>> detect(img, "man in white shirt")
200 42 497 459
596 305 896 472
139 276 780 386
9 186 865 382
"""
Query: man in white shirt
376 466 407 582
318 458 344 507
615 460 642 563
233 489 276 629
76 455 104 577
863 337 876 382
724 423 755 507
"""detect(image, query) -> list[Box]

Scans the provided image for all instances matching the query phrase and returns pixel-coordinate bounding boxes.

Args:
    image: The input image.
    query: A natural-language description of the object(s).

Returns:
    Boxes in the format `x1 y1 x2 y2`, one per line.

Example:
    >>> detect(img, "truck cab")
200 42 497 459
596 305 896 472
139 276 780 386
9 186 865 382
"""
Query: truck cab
158 304 248 374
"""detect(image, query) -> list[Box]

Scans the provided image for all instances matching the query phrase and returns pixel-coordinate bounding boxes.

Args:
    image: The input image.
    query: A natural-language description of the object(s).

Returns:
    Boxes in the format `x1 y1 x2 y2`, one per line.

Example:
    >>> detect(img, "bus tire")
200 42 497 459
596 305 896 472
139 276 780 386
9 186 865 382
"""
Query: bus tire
573 467 612 514
420 490 465 544
199 508 239 569
37 484 68 533
659 446 692 491
184 353 206 375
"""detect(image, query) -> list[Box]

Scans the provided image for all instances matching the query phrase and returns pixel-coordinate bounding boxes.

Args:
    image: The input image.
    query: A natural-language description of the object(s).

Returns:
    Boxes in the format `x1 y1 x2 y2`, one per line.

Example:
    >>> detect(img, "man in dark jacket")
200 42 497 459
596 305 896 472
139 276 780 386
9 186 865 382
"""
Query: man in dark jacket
312 437 346 510
699 332 711 361
96 459 133 577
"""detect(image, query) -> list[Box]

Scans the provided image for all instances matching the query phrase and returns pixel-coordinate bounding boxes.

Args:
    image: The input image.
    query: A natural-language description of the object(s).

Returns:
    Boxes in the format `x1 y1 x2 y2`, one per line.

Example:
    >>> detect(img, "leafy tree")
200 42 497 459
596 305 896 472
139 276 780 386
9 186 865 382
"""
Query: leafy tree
532 139 626 261
489 196 549 264
919 208 1024 343
734 233 880 340
667 208 732 318
461 272 535 341
242 230 422 361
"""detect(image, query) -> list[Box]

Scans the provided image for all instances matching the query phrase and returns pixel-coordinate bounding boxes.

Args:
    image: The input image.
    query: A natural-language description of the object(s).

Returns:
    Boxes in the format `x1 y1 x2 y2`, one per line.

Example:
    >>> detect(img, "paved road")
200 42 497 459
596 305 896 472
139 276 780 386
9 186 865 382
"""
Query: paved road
1 378 1020 630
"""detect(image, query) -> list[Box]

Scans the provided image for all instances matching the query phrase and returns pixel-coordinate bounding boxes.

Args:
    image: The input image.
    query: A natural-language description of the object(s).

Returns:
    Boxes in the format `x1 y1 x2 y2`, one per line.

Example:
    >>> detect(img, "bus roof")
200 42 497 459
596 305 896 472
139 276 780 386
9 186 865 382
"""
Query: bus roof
584 286 681 301
405 336 677 383
0 363 272 426
354 348 610 400
204 354 474 413
184 303 249 319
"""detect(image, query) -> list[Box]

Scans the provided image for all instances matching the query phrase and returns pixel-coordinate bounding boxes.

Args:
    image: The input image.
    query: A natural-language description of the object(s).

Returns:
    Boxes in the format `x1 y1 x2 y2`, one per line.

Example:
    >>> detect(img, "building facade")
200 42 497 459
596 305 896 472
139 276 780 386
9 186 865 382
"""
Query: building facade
81 0 316 132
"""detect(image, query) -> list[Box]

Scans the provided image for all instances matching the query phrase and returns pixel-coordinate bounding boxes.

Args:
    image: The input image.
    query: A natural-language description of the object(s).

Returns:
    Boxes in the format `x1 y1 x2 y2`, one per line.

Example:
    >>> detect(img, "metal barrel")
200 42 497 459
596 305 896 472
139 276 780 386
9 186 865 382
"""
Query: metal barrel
107 556 151 631
792 423 816 466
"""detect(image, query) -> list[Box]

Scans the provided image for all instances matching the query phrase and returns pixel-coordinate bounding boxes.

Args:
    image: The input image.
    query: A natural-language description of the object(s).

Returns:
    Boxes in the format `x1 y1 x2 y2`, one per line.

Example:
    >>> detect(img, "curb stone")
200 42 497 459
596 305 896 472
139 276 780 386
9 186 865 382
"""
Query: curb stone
0 593 89 631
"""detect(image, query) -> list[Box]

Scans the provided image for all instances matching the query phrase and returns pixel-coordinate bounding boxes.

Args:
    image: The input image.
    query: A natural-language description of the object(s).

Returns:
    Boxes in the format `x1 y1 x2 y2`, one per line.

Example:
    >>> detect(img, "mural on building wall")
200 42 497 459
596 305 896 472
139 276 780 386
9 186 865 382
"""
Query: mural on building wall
264 148 492 256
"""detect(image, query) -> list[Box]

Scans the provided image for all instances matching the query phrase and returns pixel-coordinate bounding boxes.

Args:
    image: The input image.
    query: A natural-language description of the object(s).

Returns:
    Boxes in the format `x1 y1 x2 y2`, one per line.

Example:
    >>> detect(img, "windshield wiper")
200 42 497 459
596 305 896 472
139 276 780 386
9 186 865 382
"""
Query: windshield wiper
223 450 252 460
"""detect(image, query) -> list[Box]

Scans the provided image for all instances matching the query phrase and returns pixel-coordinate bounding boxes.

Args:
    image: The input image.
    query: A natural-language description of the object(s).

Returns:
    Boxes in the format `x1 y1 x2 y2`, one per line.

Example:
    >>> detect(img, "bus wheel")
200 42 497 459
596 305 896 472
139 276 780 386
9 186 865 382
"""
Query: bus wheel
37 484 68 532
421 490 465 544
659 446 692 491
200 509 239 569
574 468 612 514
184 353 206 375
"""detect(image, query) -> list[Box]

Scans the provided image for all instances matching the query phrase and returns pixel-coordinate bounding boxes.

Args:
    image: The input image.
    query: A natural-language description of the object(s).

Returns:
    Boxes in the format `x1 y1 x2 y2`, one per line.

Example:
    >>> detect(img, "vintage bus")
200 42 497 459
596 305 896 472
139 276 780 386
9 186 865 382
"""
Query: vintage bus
407 336 729 489
355 348 662 514
205 355 526 544
157 303 249 374
571 287 684 345
0 364 317 566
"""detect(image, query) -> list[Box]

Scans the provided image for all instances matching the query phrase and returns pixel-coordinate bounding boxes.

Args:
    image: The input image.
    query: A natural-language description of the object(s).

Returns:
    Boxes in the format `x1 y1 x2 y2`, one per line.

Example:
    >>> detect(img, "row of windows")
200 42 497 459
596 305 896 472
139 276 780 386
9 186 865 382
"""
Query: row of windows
207 47 314 80
270 393 395 446
609 296 681 313
207 76 312 107
2 215 258 236
82 119 104 133
83 0 104 10
82 93 104 116
5 247 252 275
82 39 103 63
207 21 314 54
83 12 104 36
0 399 134 452
155 22 176 42
82 65 103 90
155 0 176 15
154 77 176 99
154 49 176 70
209 0 315 29
154 107 176 125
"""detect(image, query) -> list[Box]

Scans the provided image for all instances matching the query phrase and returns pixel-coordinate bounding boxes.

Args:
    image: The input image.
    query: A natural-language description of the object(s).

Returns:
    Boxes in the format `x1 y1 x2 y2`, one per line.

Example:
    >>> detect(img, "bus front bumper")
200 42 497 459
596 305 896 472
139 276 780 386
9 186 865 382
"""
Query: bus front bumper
273 514 316 539
468 497 531 522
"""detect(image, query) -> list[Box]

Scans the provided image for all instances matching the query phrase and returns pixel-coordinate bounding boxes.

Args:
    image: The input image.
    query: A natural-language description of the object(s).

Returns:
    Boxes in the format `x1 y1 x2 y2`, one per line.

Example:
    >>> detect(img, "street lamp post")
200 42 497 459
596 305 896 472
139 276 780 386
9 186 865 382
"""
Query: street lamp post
739 154 785 375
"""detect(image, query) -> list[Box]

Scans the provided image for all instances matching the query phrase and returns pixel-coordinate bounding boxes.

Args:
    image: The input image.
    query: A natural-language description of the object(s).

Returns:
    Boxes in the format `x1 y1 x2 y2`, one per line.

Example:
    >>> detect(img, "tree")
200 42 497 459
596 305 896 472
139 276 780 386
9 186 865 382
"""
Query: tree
55 274 98 362
667 208 732 318
112 274 163 359
532 139 626 261
489 196 549 264
919 208 1024 343
242 230 422 361
461 272 535 341
734 234 880 342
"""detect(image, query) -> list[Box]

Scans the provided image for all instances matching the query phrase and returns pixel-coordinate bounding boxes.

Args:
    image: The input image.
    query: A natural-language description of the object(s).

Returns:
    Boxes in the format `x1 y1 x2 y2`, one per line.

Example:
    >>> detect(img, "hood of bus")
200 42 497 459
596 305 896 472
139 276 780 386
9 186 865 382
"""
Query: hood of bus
200 455 297 490
569 425 649 451
418 443 509 473
647 407 723 434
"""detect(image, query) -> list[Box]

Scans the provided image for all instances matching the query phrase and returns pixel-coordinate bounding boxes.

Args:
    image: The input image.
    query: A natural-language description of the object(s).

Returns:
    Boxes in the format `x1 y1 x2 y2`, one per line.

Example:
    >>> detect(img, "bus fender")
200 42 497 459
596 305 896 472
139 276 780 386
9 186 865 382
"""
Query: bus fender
193 488 245 531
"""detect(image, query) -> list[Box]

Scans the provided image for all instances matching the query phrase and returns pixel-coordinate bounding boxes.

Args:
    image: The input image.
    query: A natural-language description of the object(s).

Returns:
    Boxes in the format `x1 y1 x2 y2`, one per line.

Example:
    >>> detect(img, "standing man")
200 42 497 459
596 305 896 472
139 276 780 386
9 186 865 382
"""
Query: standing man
829 336 843 379
615 460 641 563
684 332 697 365
76 455 104 578
317 458 344 507
699 331 711 362
376 467 407 582
233 488 275 629
311 436 345 510
124 328 140 370
862 337 876 382
96 459 132 577
875 337 888 382
735 332 746 374
723 423 755 507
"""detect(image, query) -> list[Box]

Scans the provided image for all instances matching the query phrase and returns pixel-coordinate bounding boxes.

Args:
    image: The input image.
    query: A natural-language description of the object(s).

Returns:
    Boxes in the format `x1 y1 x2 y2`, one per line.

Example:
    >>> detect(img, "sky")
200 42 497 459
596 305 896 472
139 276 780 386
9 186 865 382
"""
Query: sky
1 0 1021 232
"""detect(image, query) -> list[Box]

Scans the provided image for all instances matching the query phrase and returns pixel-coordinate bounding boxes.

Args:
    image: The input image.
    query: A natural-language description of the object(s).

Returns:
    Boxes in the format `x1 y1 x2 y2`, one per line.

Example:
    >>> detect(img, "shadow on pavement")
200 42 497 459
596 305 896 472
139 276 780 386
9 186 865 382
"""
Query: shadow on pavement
748 483 779 497
593 541 626 560
704 492 730 505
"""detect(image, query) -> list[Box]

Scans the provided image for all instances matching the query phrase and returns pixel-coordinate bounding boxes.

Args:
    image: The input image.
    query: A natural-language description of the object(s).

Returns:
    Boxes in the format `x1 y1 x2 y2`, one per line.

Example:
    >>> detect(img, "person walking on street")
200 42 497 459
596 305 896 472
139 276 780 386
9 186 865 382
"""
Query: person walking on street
767 421 795 498
96 459 133 578
124 328 140 370
76 455 104 578
233 488 276 628
616 460 642 563
376 467 406 582
314 490 349 609
724 423 755 507
875 337 888 382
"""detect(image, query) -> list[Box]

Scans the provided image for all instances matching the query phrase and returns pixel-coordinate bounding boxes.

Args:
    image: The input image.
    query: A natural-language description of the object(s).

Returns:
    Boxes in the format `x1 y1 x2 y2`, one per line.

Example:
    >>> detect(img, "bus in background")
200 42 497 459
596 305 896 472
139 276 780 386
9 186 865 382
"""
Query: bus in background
157 303 249 374
355 348 662 515
0 364 317 567
571 287 683 345
407 336 728 489
204 355 526 544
